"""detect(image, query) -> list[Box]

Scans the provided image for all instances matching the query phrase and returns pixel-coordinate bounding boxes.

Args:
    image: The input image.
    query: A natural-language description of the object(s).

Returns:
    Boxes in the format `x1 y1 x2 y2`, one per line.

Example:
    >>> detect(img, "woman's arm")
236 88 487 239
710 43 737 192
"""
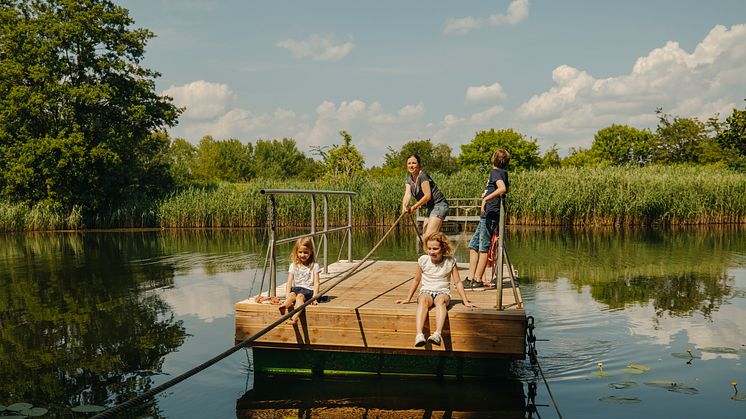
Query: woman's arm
402 183 413 213
409 179 432 213
396 265 422 303
452 265 477 308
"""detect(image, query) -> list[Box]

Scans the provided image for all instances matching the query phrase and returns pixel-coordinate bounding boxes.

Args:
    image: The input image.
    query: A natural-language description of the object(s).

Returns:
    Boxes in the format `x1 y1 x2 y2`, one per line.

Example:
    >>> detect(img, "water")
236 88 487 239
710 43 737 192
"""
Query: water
1 227 745 418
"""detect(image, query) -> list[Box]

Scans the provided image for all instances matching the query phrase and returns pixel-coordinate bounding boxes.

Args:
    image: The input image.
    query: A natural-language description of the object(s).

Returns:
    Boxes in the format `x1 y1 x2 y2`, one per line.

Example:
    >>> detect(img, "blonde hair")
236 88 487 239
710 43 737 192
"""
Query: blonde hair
491 148 511 169
424 232 452 256
291 237 316 266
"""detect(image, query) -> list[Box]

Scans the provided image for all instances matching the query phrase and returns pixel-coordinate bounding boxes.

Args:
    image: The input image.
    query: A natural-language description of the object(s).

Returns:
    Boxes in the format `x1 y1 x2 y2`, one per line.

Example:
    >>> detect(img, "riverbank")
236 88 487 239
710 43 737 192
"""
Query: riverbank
2 165 745 231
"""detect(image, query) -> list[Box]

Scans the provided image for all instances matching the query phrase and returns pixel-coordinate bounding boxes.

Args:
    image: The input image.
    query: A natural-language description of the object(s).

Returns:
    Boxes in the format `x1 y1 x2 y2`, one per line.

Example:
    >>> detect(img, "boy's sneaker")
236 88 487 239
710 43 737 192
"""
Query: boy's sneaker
414 333 426 347
461 278 474 290
427 331 442 346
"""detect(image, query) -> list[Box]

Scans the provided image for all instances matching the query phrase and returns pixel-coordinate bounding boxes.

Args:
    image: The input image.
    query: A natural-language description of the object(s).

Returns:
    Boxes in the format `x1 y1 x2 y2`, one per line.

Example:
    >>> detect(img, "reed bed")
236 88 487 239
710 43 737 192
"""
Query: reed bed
1 166 745 231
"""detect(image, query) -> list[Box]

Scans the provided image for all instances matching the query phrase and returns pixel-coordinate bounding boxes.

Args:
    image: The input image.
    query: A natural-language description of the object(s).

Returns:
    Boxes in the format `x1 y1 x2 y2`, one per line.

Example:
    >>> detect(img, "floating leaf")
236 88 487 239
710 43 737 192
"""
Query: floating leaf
698 346 739 354
20 407 49 417
672 352 701 359
599 395 642 404
0 404 6 412
627 364 651 372
7 402 33 412
609 381 638 389
733 393 746 401
644 380 698 395
71 404 107 413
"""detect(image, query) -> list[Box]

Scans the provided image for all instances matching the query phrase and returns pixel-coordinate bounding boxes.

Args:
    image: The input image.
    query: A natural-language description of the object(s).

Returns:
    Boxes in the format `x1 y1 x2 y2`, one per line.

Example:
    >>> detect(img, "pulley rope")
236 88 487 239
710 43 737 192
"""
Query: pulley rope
526 316 563 419
92 212 408 419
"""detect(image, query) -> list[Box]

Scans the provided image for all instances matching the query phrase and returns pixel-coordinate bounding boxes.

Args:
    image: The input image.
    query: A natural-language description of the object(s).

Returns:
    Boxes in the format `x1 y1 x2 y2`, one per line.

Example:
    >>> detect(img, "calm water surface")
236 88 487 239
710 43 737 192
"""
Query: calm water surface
1 227 745 418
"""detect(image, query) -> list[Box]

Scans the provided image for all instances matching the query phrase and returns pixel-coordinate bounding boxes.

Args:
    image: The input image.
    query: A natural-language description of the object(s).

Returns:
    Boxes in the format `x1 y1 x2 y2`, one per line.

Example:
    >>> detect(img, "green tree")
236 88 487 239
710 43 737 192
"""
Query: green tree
540 144 562 169
0 0 181 214
652 110 725 165
167 138 197 187
314 130 365 178
562 147 603 167
253 138 320 180
715 102 746 170
458 128 540 171
591 124 654 165
383 139 458 174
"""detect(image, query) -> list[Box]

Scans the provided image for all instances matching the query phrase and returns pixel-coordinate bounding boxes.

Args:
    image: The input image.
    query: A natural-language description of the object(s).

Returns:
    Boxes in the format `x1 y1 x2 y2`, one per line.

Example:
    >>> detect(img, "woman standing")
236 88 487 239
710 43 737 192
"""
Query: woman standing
401 154 449 242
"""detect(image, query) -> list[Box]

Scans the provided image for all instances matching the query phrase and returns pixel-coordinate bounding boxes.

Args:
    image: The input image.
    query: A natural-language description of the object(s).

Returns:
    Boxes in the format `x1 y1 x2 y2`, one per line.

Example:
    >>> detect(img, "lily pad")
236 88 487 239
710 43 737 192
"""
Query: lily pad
609 381 638 389
644 380 698 395
71 404 107 413
698 346 739 354
7 402 33 411
672 352 701 359
0 404 6 412
599 395 642 404
21 407 49 417
732 393 746 401
623 364 651 374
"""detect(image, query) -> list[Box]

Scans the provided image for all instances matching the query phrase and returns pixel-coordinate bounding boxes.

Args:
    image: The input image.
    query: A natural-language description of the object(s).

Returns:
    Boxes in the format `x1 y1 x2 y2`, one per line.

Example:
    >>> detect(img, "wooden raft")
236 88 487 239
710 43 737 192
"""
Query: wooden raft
235 260 526 359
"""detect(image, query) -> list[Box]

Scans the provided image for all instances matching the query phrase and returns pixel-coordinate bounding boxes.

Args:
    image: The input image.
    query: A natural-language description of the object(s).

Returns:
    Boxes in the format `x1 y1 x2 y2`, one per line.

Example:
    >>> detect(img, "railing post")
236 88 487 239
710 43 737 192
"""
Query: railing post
323 195 329 273
495 195 505 310
347 194 353 262
310 194 316 245
268 195 277 297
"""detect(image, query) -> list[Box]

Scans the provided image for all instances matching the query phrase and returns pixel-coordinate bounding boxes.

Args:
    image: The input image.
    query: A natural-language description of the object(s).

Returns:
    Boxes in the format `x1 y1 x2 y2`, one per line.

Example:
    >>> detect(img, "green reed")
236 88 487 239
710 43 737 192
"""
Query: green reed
1 166 745 231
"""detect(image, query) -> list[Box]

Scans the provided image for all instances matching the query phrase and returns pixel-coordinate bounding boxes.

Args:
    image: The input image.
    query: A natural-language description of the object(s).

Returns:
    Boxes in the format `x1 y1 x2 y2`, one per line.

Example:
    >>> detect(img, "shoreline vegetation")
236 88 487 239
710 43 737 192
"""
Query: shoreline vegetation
2 165 745 232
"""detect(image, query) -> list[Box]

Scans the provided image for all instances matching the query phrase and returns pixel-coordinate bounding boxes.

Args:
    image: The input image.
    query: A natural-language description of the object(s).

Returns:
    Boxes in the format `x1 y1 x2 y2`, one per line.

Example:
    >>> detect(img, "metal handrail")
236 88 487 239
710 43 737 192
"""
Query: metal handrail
260 189 356 297
494 194 522 310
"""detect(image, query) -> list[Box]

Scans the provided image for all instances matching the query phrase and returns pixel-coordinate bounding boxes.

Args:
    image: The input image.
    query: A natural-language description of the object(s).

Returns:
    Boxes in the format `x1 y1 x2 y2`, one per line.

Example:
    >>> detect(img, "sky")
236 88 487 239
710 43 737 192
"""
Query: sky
118 0 746 166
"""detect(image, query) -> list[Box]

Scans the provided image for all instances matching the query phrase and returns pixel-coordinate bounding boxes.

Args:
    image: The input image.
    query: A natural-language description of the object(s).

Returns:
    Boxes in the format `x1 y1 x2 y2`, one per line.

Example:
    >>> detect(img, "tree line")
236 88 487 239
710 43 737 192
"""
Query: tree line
1 0 745 222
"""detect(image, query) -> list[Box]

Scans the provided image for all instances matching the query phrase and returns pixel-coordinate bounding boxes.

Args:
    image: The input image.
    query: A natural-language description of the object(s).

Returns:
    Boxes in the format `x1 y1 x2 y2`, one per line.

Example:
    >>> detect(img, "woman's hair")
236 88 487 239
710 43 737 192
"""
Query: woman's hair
406 153 422 166
424 232 452 256
291 237 316 265
491 149 511 169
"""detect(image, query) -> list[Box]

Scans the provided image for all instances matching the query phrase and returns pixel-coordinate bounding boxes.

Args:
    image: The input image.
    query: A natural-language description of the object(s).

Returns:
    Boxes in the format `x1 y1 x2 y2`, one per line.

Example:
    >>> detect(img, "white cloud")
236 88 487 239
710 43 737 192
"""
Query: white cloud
515 23 746 148
277 33 353 62
465 82 506 104
163 80 236 119
470 105 505 124
445 0 530 35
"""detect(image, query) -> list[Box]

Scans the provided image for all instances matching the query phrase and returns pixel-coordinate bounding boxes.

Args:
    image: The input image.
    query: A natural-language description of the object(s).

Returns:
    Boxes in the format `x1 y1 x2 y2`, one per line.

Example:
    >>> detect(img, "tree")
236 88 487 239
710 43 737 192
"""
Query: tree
383 139 457 174
591 124 654 165
458 128 540 171
562 147 603 167
540 144 562 169
0 0 180 214
167 138 197 187
314 130 365 178
652 110 725 165
253 138 320 180
715 103 746 157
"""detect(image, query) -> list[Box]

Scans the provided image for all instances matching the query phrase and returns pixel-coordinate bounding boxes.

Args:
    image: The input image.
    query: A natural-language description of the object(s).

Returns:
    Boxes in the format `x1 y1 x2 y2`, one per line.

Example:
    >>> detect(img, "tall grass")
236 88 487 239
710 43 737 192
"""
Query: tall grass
1 166 745 231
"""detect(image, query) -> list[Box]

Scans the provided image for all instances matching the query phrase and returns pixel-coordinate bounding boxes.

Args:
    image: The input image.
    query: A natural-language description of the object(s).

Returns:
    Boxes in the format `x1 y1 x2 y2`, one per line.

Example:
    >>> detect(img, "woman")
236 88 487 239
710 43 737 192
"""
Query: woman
401 154 449 242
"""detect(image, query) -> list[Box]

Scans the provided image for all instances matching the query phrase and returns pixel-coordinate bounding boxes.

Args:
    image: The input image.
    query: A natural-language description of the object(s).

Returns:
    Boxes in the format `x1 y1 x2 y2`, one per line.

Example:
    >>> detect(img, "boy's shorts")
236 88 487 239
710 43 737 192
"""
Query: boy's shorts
468 216 498 253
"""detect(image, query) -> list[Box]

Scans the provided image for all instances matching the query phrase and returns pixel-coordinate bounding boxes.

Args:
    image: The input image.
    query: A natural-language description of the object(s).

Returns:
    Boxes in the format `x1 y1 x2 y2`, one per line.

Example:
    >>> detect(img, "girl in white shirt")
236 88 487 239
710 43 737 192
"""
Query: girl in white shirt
280 237 321 324
396 232 476 347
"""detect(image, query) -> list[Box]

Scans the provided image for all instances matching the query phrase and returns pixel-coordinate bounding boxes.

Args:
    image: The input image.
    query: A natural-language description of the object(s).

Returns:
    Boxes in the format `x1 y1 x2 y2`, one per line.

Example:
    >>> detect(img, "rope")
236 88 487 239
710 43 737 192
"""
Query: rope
526 316 563 419
92 211 408 419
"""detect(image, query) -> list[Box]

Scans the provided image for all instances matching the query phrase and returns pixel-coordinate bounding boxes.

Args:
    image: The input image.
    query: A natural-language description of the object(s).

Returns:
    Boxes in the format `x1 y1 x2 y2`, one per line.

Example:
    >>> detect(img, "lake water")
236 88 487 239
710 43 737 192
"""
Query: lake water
1 226 745 418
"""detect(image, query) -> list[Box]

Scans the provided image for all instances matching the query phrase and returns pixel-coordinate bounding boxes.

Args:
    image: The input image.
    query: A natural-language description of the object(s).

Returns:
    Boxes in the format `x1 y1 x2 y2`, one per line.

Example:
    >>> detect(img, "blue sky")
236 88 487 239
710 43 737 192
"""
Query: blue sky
119 0 746 166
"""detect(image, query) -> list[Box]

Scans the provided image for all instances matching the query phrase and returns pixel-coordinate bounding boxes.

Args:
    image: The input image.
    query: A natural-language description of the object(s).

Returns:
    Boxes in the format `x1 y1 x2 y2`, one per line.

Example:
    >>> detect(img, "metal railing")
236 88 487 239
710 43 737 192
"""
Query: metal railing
494 194 522 310
261 189 356 297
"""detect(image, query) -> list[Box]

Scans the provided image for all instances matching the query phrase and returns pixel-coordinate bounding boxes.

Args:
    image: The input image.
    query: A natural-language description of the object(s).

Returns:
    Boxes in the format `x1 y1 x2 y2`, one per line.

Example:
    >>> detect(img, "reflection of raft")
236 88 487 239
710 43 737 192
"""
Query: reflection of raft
235 260 526 377
236 374 526 418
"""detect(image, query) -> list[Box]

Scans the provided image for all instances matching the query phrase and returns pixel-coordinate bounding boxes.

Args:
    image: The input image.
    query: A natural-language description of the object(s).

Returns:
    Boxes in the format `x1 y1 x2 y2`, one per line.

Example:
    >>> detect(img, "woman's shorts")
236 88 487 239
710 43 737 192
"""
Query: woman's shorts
419 289 452 300
424 201 449 220
468 216 498 253
290 286 313 300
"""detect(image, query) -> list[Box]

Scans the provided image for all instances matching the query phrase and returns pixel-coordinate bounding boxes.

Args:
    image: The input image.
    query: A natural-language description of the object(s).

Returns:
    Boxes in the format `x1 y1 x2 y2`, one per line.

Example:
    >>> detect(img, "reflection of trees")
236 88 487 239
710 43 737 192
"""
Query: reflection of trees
590 273 732 318
506 225 745 317
0 233 186 417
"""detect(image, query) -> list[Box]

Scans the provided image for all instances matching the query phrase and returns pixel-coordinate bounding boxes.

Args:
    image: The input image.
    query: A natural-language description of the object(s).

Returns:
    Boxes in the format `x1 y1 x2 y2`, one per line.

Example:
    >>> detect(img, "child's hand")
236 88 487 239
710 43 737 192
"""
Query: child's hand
464 301 477 308
395 299 409 304
312 300 319 305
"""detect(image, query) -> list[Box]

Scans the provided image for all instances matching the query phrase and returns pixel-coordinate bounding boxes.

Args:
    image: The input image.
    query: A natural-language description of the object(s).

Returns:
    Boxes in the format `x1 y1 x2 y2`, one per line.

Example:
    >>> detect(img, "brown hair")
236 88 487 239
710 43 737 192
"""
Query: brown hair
491 148 511 169
424 232 452 256
291 237 316 266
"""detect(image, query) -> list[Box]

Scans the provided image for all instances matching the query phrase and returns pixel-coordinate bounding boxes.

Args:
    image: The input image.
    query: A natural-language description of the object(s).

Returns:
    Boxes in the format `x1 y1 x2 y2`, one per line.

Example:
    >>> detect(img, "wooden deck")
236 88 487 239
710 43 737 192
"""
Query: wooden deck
235 260 526 360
